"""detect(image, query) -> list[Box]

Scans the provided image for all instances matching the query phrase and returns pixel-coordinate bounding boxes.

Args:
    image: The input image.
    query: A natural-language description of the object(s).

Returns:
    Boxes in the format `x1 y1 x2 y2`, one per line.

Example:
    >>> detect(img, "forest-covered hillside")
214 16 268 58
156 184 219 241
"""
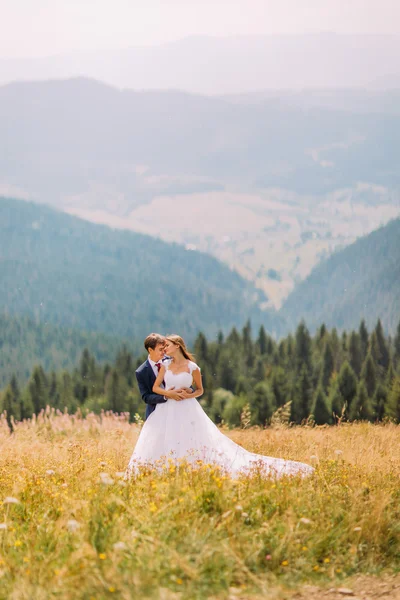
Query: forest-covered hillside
0 313 134 388
0 197 276 340
281 218 400 334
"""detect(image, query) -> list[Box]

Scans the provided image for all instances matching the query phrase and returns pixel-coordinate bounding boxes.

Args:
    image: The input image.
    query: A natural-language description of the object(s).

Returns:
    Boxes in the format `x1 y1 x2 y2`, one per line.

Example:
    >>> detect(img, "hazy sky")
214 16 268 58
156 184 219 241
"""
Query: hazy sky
1 0 399 58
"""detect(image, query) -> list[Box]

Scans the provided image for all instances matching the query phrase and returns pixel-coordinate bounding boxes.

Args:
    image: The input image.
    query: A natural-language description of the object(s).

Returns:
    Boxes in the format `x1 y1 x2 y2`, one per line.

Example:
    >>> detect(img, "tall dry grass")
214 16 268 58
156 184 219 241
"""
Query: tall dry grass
0 410 399 599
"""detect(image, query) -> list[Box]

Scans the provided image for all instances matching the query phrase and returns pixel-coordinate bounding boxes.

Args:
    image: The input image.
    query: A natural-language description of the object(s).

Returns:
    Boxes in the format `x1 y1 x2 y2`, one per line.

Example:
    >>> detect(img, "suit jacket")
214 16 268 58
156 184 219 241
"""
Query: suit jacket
136 359 167 420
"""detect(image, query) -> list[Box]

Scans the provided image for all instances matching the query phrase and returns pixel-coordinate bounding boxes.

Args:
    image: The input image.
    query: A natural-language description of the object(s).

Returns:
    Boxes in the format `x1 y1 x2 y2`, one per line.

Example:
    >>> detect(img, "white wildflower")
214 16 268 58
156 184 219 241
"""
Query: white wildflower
113 541 127 551
3 497 20 505
46 469 55 475
334 450 343 456
299 517 312 525
353 526 362 532
99 473 114 485
0 523 7 530
67 519 80 533
235 505 243 512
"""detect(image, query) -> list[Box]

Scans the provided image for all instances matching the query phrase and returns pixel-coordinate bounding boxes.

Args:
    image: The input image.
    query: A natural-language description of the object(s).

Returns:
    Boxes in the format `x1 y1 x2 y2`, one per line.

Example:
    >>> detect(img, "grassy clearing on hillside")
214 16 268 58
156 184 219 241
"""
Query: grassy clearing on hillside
0 413 399 599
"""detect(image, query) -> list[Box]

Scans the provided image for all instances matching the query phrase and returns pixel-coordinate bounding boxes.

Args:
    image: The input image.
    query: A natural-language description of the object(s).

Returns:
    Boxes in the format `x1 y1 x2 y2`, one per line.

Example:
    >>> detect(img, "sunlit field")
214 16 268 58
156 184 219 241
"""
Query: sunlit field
1 412 399 599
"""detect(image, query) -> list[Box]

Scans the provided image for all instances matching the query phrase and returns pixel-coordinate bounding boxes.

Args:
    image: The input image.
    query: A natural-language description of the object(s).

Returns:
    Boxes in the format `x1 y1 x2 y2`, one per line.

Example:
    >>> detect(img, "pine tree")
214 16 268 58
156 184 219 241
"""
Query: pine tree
386 376 400 422
28 366 49 414
374 319 390 371
253 357 265 382
359 319 369 360
337 361 358 414
249 382 276 426
341 331 348 351
321 341 335 392
194 332 209 362
312 385 331 425
295 322 312 374
106 370 127 414
394 320 400 368
49 371 60 408
218 356 237 392
3 385 20 430
386 361 395 389
291 366 313 423
369 331 383 373
349 381 374 421
373 383 388 421
257 325 268 355
270 367 287 407
348 331 363 377
361 353 377 398
329 383 345 420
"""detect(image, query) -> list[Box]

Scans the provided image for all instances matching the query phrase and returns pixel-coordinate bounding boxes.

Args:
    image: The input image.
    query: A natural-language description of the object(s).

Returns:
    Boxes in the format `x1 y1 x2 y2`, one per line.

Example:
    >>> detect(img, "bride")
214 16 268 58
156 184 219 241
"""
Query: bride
127 335 314 478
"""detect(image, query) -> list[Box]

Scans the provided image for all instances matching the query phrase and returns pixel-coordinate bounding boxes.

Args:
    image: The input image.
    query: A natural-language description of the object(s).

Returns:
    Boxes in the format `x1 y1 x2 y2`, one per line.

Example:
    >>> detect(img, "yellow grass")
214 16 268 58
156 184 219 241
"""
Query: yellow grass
0 411 399 599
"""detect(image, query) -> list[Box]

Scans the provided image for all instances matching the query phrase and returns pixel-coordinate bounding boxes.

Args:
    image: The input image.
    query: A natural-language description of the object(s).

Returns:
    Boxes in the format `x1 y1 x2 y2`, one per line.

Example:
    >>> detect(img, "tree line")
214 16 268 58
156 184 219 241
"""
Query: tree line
1 318 400 429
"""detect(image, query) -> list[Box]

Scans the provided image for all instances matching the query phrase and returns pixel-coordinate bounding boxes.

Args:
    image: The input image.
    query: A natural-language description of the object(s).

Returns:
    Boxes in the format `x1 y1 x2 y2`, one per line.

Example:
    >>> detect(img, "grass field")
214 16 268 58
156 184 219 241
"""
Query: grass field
0 412 399 599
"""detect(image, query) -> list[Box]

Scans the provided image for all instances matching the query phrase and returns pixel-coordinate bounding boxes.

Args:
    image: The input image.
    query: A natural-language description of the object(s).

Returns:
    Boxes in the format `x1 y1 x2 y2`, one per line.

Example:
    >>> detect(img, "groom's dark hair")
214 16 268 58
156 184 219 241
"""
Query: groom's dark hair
144 333 165 351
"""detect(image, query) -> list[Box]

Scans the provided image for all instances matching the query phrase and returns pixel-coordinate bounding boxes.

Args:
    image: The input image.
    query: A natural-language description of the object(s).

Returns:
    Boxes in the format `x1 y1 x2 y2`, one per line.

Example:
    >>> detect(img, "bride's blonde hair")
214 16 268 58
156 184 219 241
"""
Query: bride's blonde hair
166 334 195 361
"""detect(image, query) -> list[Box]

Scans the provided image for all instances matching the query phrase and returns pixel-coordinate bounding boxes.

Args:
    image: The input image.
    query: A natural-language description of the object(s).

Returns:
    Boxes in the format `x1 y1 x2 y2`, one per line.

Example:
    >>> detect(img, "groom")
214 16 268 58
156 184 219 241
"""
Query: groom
136 333 187 420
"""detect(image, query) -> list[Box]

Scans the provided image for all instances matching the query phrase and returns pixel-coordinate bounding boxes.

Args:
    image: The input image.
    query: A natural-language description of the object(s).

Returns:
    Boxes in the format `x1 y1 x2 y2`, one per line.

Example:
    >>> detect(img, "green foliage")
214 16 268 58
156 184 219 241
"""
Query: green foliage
249 382 276 426
361 353 377 398
349 381 374 422
0 312 133 388
386 377 400 422
337 361 358 414
312 385 332 425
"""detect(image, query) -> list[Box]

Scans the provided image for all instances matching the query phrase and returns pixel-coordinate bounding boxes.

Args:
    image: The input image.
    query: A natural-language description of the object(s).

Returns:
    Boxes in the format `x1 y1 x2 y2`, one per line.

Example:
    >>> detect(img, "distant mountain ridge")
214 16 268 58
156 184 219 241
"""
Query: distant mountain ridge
0 196 276 341
281 217 400 335
1 77 400 205
1 34 400 93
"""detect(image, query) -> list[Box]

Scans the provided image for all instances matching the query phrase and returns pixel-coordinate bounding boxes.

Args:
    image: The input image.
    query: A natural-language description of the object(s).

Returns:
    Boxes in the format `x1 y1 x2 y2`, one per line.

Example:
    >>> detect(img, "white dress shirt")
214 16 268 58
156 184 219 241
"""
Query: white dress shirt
148 357 162 379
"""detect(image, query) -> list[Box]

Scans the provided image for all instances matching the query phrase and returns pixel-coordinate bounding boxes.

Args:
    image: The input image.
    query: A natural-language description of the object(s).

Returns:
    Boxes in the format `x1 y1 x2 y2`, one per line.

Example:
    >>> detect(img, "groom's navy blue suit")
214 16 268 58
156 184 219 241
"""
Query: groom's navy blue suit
135 358 167 420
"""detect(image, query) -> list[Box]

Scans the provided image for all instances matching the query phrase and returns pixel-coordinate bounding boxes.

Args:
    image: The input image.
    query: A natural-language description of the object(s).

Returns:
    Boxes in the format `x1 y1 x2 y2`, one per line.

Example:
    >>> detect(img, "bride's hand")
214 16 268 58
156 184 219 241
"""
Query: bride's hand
167 388 186 401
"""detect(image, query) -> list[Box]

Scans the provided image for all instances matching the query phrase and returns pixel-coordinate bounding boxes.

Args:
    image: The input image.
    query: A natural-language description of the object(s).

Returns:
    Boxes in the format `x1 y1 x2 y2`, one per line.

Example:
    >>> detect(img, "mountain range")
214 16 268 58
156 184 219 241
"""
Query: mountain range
1 77 399 306
1 34 400 94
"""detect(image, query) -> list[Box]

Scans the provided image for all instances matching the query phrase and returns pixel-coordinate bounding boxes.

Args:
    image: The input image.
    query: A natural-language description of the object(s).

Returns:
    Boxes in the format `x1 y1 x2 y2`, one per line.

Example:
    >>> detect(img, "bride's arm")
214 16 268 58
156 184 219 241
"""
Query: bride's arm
181 368 203 399
153 366 185 401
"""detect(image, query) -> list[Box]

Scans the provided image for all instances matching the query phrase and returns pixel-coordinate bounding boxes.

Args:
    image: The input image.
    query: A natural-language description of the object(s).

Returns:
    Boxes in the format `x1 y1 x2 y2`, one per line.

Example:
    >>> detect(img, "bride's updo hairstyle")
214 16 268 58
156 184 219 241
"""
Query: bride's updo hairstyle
166 334 195 361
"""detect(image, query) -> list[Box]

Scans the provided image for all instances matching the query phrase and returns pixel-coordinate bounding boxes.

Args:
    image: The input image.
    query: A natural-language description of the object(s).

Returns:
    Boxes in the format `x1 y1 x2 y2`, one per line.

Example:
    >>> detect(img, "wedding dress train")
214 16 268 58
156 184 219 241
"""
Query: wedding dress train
127 362 314 478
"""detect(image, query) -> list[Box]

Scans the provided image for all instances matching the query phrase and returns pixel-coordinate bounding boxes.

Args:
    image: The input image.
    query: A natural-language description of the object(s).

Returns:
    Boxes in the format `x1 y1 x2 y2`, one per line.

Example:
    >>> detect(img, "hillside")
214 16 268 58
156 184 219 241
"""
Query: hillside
0 313 134 387
0 197 275 340
281 217 400 334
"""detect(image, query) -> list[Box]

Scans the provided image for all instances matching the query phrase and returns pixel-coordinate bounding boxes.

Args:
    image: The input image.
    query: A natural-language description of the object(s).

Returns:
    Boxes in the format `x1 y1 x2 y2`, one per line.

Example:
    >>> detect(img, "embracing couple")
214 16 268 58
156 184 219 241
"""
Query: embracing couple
126 332 314 479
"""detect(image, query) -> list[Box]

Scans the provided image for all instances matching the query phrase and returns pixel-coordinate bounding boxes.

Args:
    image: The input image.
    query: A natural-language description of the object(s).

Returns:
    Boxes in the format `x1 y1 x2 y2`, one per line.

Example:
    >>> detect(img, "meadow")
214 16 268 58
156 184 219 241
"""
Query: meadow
0 412 399 599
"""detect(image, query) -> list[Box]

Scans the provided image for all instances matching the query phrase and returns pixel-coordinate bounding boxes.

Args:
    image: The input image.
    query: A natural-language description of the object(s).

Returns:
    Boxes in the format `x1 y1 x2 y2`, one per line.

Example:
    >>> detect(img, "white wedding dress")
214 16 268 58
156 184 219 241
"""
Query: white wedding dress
127 361 314 478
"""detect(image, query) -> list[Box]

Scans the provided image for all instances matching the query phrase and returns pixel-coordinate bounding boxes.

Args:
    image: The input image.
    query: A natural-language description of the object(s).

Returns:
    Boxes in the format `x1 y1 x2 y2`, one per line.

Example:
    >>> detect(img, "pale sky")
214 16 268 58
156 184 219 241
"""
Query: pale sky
1 0 399 59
